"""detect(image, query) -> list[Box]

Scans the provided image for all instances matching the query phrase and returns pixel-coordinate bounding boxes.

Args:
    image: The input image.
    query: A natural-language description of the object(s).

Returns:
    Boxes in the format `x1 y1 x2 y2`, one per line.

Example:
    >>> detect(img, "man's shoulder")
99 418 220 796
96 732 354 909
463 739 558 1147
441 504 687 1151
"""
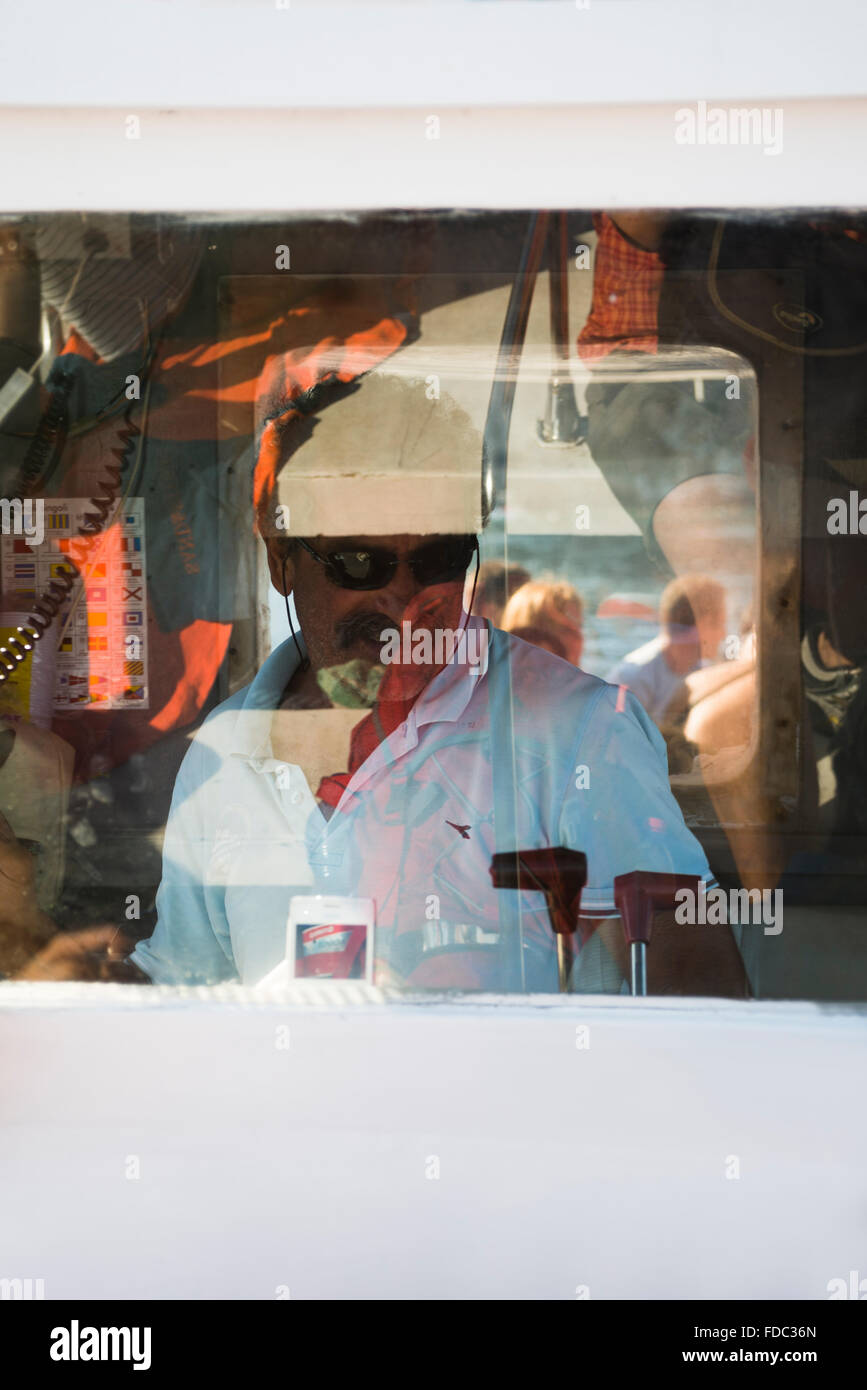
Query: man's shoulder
186 639 297 760
485 627 667 773
183 682 261 767
605 636 662 685
199 683 252 733
622 635 664 668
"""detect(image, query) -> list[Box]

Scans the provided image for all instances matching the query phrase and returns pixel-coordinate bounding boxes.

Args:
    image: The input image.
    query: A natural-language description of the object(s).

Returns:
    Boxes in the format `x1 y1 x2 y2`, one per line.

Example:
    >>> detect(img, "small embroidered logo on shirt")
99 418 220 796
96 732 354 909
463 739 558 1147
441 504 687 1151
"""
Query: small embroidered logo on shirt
446 821 471 840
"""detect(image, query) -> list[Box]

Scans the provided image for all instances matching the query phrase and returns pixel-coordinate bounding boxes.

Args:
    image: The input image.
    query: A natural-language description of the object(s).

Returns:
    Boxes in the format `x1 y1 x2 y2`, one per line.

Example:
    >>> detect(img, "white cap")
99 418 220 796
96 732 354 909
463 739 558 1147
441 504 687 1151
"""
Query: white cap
264 368 485 538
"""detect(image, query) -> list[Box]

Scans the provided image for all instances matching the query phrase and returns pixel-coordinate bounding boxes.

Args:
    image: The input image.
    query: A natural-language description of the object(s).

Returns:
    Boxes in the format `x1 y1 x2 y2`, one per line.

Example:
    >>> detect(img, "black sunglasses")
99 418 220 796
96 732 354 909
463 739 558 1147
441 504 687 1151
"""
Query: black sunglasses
295 535 479 591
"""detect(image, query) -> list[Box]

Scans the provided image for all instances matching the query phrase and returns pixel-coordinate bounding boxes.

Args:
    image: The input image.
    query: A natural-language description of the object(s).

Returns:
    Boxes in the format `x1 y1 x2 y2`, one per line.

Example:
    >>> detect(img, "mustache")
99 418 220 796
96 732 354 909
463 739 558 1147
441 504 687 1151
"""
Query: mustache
336 611 393 651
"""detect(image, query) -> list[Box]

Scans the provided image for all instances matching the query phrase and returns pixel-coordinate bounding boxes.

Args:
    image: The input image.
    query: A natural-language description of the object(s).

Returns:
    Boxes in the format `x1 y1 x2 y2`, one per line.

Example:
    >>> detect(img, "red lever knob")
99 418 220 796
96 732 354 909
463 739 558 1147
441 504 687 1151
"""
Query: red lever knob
490 847 587 937
613 870 704 947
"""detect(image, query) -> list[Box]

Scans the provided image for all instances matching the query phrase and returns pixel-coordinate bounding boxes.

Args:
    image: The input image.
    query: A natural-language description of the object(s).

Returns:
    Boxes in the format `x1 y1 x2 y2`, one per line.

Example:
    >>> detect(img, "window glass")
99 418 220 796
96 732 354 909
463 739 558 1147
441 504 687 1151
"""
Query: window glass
0 209 864 1000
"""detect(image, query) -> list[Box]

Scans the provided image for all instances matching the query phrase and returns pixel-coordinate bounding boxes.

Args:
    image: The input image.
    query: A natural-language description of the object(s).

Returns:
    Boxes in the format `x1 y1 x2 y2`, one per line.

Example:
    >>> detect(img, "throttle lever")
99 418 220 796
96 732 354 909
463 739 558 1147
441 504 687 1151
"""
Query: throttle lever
490 847 587 992
613 870 705 996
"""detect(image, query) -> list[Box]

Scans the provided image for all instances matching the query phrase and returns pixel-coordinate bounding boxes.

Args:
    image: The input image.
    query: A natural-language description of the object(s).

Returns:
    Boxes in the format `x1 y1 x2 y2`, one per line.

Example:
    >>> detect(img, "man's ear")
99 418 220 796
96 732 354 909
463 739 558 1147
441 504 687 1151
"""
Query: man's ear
264 537 295 596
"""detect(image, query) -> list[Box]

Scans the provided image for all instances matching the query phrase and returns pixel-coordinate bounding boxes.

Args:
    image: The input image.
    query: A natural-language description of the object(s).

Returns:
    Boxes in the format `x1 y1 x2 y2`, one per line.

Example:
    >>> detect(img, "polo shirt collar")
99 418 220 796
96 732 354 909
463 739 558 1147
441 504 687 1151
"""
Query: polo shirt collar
409 613 491 732
230 634 303 762
228 613 491 766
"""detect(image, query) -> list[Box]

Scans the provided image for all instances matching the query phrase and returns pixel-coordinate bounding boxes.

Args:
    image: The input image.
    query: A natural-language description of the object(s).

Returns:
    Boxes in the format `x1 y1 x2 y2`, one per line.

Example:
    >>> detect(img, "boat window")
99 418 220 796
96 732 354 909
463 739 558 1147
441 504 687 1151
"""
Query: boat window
1 209 864 1001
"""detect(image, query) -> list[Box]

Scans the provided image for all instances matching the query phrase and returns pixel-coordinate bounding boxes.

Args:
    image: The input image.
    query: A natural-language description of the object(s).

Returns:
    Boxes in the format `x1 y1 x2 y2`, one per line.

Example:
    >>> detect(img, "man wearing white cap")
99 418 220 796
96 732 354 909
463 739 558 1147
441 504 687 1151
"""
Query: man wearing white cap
129 365 748 996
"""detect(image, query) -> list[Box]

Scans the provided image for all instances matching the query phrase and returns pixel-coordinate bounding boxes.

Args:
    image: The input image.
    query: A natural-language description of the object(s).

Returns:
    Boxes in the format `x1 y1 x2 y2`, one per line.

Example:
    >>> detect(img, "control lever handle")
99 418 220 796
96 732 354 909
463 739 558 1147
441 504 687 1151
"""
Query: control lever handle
490 848 588 992
613 870 705 995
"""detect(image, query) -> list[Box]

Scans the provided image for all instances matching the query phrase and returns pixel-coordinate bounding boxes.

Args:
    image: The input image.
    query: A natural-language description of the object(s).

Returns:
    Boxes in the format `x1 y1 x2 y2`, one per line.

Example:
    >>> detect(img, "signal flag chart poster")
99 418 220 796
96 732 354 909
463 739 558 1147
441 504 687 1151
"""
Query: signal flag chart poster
1 498 150 711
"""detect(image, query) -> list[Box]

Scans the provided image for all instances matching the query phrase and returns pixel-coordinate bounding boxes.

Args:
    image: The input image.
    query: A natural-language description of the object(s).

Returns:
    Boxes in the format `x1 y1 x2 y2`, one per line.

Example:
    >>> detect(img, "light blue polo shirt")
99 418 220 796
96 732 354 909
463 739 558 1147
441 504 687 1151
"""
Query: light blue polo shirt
131 617 714 992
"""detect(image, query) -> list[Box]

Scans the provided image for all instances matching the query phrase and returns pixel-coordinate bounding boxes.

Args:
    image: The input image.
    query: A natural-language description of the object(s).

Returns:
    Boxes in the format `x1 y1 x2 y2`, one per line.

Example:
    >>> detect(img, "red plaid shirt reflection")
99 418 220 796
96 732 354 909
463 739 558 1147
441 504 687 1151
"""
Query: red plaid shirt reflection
577 213 664 361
